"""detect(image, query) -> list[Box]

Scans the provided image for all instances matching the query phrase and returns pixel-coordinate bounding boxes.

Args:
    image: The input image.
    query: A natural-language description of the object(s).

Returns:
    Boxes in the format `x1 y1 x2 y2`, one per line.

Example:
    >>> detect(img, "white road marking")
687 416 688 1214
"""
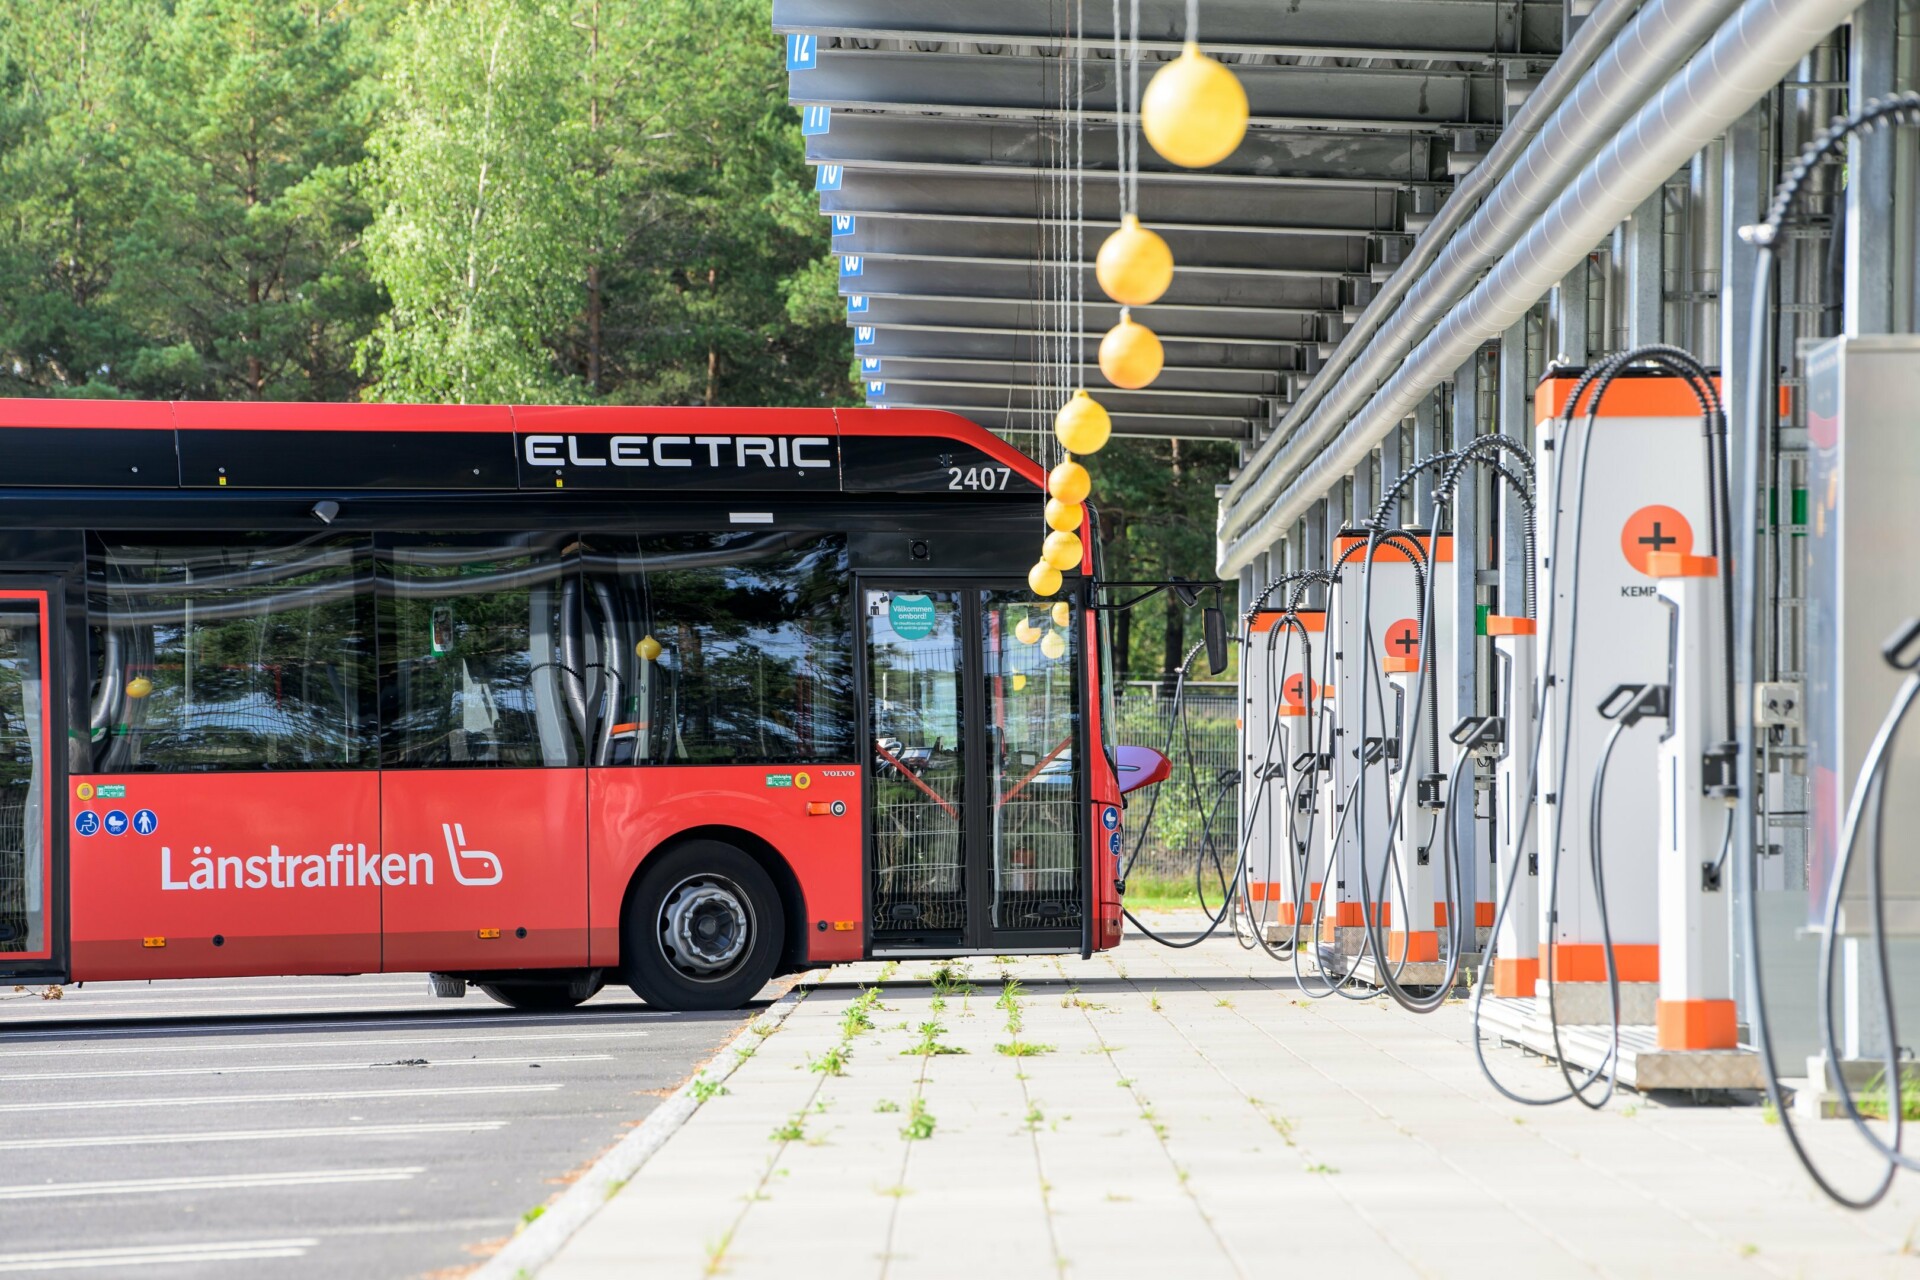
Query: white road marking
0 1008 665 1041
0 1028 651 1059
0 1239 318 1273
0 1052 612 1082
0 1120 508 1150
0 1167 423 1201
0 1083 561 1113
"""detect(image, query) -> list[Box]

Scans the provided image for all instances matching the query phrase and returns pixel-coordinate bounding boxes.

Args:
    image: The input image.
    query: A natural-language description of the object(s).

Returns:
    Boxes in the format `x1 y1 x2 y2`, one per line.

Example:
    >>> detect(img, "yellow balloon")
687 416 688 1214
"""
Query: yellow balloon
1052 601 1071 628
1028 561 1063 597
126 675 153 699
1013 617 1043 645
1047 458 1091 505
635 634 663 662
1096 214 1174 307
1042 530 1084 571
1141 42 1250 169
1040 629 1068 660
1099 314 1165 389
1045 498 1084 533
1013 673 1028 691
1053 389 1112 455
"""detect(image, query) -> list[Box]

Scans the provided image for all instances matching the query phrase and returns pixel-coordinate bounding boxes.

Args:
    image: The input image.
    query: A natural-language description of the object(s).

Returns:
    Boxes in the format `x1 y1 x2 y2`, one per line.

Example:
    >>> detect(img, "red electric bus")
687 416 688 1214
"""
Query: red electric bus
0 400 1156 1011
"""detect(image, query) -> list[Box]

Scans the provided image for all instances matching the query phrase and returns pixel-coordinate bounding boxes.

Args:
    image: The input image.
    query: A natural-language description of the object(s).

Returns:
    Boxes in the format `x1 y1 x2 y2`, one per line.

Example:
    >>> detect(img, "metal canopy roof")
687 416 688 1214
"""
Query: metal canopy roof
777 0 1563 446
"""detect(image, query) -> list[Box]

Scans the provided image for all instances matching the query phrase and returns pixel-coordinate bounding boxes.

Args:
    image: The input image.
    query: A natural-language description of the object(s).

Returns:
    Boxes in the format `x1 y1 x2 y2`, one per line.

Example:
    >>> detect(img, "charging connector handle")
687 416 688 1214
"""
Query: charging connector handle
1596 682 1668 728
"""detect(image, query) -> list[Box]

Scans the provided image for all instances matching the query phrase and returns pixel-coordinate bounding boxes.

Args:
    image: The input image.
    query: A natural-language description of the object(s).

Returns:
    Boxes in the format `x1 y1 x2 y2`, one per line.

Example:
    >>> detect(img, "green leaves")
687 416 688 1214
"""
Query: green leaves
0 0 852 410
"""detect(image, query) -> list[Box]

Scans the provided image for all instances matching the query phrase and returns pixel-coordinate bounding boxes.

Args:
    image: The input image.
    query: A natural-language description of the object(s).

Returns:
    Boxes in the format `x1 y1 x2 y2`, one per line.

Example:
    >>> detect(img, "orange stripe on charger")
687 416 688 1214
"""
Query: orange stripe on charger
1492 958 1539 998
1383 656 1419 673
1656 998 1738 1051
1387 930 1439 963
1535 376 1791 422
1249 609 1326 634
1645 551 1718 579
1485 615 1536 636
1333 535 1454 564
1538 943 1659 983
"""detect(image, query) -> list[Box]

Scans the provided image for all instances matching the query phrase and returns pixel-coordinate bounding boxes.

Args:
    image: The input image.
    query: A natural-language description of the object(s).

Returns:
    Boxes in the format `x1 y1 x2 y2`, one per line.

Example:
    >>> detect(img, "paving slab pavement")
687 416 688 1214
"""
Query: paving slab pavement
535 917 1920 1279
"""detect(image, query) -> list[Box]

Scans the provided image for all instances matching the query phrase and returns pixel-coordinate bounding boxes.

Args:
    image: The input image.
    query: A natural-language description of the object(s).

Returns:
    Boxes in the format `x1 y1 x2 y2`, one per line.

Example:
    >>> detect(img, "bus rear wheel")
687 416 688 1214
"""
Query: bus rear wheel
624 841 785 1012
477 971 605 1012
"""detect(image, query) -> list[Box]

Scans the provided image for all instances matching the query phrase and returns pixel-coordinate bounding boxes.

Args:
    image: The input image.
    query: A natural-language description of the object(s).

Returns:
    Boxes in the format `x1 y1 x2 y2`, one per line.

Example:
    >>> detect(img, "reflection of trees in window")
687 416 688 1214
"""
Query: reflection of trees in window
380 539 580 768
628 534 853 765
87 538 376 772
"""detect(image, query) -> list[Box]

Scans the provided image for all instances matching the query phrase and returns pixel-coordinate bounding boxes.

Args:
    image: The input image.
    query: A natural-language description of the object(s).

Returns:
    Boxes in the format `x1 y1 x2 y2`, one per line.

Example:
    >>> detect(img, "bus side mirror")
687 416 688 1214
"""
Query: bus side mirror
1203 606 1227 675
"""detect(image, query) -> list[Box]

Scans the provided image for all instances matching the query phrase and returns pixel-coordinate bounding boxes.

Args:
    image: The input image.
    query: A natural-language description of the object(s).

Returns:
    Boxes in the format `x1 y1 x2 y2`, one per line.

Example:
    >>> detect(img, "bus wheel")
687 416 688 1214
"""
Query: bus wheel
624 841 785 1012
477 971 605 1012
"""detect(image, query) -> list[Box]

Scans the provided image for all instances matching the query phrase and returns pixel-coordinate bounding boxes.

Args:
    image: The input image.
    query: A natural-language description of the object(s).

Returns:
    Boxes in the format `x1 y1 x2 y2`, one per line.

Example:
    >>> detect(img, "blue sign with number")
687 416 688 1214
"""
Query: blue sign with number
814 164 842 192
854 325 875 347
846 294 868 315
801 105 831 135
860 356 882 374
785 34 817 70
1102 805 1120 831
840 255 863 278
74 811 100 837
866 380 886 396
103 809 129 837
831 214 856 238
133 808 158 836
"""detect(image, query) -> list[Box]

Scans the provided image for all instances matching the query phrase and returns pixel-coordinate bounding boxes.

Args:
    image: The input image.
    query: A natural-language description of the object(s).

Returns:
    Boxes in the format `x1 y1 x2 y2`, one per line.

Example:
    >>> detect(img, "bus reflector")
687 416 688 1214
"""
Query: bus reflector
478 928 501 940
807 802 833 815
142 937 166 948
832 921 857 932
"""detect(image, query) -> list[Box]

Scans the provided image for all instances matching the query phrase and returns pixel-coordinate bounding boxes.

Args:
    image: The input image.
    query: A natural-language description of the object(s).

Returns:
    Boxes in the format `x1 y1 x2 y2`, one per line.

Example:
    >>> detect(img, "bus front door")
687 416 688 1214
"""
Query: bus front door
0 589 58 977
863 585 1084 952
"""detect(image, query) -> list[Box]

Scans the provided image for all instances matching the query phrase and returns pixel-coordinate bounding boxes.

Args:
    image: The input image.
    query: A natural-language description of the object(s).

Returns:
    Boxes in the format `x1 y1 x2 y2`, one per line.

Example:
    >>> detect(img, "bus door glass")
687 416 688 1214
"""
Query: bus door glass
981 592 1082 936
865 588 968 940
863 586 1085 949
0 592 52 967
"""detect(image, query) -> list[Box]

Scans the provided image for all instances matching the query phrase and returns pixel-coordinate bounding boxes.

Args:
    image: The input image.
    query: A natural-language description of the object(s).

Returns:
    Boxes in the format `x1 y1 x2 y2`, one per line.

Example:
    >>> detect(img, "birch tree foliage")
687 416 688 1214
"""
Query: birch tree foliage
358 0 587 404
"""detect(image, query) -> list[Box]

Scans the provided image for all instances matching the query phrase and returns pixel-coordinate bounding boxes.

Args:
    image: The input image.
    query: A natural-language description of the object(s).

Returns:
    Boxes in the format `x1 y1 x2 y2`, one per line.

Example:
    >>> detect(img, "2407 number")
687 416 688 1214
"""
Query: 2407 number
947 466 1013 491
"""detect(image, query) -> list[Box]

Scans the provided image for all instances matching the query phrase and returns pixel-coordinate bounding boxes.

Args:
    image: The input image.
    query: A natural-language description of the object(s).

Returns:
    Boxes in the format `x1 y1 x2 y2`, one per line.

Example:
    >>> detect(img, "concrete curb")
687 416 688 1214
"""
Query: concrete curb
472 981 813 1280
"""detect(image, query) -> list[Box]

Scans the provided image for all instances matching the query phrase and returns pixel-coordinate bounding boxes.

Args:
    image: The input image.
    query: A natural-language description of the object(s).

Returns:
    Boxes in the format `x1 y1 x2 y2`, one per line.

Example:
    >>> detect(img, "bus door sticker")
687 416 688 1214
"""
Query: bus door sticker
74 811 100 837
442 822 502 887
132 809 158 836
103 810 129 837
75 783 95 801
1101 806 1120 832
766 774 794 788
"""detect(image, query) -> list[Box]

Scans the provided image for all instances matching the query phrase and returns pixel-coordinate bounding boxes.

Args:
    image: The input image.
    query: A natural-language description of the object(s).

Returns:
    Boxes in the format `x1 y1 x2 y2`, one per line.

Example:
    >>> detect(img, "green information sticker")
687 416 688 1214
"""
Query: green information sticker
95 784 127 799
765 774 794 788
889 593 936 640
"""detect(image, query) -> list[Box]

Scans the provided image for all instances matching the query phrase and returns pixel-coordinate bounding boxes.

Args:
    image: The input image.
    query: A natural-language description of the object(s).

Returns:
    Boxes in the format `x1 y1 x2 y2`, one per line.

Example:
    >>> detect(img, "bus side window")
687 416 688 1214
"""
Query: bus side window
84 536 378 773
611 532 855 767
377 537 583 769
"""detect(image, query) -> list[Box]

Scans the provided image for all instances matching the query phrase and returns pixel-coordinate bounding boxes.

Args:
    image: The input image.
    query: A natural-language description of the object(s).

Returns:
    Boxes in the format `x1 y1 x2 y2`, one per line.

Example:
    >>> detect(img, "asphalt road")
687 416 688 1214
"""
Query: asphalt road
0 973 767 1277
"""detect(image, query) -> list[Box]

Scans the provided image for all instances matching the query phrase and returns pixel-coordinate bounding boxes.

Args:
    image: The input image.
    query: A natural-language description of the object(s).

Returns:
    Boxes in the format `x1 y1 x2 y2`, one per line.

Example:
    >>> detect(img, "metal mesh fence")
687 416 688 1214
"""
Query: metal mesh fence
1113 685 1241 884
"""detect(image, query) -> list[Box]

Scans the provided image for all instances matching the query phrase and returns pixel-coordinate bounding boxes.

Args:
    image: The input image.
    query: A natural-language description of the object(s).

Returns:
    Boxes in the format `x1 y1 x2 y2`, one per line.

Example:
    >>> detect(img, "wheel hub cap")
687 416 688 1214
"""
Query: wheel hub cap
660 878 750 976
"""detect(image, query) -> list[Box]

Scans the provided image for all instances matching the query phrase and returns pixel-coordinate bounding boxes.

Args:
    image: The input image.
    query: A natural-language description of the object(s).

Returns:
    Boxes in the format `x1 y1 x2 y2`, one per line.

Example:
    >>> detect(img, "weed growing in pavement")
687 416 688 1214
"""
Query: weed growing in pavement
998 979 1026 1034
842 988 881 1036
929 995 947 1015
929 962 973 994
749 1020 777 1038
769 1114 807 1142
1305 1163 1338 1175
1214 997 1234 1009
1149 992 1162 1012
520 1204 546 1227
873 1098 901 1113
902 1021 965 1056
900 1096 936 1140
703 1227 735 1277
689 1076 729 1102
604 1178 627 1199
1115 1078 1133 1088
996 1040 1055 1057
808 1045 850 1076
877 1184 911 1198
1025 1104 1044 1130
876 960 901 982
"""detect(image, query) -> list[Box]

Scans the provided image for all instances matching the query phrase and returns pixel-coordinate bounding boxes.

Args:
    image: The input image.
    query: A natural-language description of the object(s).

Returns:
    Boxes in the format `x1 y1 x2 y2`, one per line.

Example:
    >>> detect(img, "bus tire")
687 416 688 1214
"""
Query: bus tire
477 971 605 1012
623 841 785 1012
